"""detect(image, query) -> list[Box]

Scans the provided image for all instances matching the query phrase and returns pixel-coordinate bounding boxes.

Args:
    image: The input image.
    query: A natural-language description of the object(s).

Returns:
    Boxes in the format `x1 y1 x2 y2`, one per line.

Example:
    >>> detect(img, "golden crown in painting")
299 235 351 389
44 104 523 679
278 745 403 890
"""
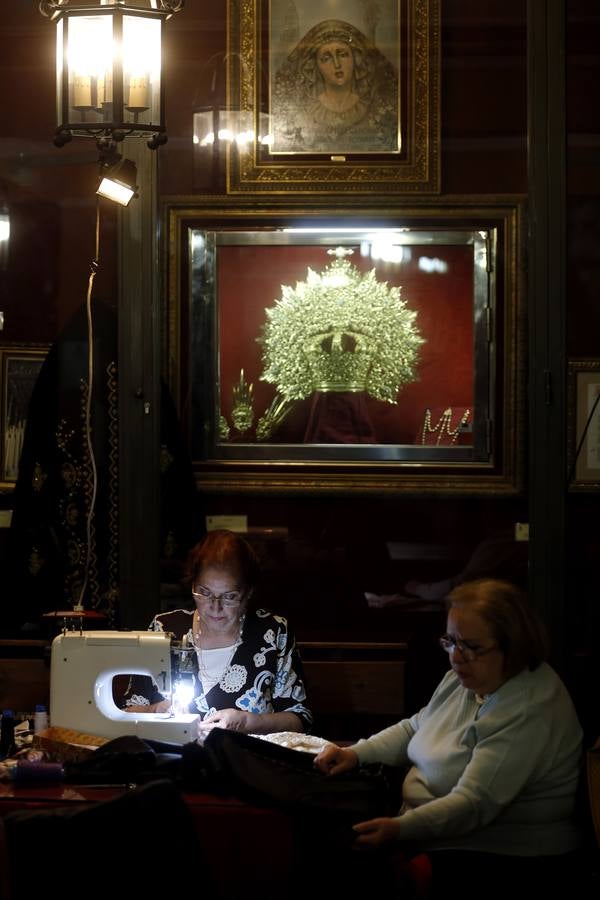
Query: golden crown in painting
258 250 424 403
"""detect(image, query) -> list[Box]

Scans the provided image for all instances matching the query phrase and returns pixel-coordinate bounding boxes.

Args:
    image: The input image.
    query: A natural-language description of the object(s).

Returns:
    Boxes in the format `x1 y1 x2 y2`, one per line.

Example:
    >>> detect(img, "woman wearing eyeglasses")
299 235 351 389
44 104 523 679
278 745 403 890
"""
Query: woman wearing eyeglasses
121 529 312 736
314 578 583 895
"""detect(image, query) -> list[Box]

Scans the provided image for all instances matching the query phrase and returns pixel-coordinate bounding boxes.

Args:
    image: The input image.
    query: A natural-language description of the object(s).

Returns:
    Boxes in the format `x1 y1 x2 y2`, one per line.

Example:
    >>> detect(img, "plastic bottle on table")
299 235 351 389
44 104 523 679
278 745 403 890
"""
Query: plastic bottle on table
34 704 49 734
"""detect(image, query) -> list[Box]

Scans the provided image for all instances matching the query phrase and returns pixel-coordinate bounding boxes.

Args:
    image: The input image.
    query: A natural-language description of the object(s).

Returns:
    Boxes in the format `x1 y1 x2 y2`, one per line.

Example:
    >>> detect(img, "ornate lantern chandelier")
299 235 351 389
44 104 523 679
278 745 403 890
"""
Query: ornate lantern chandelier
39 0 184 150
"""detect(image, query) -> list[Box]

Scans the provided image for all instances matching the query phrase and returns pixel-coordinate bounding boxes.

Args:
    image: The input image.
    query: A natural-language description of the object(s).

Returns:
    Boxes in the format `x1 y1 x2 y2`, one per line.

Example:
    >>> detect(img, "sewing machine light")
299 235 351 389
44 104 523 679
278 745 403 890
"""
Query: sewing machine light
173 679 194 714
169 639 196 714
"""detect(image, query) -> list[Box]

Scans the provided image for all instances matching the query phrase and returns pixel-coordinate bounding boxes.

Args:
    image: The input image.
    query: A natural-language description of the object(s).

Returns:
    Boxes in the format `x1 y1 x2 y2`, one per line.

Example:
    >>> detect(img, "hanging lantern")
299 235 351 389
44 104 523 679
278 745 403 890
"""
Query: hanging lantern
39 0 184 149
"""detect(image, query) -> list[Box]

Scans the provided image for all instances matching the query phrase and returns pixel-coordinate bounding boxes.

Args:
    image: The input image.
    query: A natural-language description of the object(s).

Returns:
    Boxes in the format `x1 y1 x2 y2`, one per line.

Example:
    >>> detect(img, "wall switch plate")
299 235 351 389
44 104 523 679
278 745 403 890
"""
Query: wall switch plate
515 522 529 542
206 515 248 533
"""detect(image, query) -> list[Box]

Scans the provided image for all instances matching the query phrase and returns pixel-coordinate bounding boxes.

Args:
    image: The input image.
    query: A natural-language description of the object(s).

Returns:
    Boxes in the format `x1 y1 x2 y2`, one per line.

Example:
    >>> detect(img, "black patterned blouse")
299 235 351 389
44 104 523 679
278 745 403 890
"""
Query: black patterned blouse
120 607 312 731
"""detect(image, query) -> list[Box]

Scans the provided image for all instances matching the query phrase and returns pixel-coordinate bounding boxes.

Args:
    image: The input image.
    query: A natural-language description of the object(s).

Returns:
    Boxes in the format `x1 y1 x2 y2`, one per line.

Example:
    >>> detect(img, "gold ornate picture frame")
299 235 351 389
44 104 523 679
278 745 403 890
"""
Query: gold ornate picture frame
225 0 440 194
165 197 525 496
567 359 600 491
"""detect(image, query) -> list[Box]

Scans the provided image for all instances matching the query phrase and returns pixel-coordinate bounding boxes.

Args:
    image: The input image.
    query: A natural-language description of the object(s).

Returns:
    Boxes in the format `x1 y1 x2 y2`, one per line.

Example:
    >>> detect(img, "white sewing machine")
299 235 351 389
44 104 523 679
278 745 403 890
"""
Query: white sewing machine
50 630 199 744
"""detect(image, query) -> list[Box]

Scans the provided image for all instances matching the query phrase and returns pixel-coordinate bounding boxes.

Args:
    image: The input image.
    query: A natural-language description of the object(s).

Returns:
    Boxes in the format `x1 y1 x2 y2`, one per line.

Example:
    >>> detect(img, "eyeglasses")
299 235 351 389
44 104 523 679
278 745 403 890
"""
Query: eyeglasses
192 585 242 608
439 635 498 662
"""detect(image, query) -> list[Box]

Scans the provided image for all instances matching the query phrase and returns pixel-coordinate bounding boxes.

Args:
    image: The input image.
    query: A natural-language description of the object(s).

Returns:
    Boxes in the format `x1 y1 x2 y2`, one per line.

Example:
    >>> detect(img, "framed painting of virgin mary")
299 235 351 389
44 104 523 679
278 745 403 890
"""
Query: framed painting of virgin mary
225 0 440 194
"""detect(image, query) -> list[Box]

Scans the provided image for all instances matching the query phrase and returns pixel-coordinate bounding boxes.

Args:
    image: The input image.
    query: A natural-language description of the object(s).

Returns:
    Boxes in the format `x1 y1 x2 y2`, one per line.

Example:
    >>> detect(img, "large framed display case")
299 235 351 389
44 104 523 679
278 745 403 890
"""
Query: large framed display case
165 198 525 495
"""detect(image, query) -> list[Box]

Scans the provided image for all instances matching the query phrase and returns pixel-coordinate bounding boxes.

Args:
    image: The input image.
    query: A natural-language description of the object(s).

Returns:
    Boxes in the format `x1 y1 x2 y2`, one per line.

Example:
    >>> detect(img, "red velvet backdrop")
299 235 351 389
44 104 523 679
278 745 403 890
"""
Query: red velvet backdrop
218 243 474 444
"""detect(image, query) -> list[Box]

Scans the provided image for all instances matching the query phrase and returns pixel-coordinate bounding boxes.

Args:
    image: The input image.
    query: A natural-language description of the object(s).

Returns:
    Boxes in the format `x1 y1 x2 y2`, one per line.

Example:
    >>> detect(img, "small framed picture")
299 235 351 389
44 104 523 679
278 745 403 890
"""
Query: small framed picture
1 344 49 485
568 359 600 491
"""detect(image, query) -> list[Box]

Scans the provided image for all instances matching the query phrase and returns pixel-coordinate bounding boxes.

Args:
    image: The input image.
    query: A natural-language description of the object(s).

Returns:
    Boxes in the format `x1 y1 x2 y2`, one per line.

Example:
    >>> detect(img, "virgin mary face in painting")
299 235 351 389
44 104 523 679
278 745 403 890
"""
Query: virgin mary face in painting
295 20 370 102
315 40 355 92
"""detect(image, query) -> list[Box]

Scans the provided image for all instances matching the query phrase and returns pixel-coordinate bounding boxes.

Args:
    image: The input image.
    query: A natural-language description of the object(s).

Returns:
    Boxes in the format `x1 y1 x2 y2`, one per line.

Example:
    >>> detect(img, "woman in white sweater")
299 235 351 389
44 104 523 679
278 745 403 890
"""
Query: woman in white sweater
314 578 584 895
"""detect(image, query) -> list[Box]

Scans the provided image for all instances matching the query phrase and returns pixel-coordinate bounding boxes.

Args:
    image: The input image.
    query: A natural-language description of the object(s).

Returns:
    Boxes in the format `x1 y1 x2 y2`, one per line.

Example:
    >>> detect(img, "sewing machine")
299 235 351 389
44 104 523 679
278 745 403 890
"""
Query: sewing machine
50 630 199 744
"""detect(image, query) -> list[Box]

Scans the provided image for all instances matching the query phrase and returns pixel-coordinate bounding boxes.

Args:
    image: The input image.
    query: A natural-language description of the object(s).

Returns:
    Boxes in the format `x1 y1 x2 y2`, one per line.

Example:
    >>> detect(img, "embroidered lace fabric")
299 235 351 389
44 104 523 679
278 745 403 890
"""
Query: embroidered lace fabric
251 732 332 754
125 693 150 708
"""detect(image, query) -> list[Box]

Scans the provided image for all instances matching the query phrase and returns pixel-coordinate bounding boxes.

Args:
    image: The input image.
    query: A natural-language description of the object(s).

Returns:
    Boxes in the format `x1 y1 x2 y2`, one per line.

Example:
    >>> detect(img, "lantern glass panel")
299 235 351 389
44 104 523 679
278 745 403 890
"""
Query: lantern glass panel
123 15 161 128
66 15 114 127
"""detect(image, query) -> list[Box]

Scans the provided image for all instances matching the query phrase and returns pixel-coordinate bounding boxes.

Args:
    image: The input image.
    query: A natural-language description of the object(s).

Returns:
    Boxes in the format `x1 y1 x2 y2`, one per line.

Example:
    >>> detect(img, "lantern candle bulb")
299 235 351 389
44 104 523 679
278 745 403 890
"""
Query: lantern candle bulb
96 71 113 108
73 74 92 109
127 76 149 110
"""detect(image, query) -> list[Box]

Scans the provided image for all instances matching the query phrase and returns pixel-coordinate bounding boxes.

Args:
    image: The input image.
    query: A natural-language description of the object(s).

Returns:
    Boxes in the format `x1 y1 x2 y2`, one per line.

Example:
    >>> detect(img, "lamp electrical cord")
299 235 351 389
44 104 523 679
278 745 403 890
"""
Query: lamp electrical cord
74 197 100 611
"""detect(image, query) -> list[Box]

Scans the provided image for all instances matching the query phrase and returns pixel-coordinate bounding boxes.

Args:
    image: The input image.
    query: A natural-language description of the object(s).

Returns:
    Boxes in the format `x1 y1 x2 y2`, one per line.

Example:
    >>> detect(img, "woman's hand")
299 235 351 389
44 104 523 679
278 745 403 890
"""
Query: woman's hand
197 708 251 736
313 744 359 776
352 817 401 848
